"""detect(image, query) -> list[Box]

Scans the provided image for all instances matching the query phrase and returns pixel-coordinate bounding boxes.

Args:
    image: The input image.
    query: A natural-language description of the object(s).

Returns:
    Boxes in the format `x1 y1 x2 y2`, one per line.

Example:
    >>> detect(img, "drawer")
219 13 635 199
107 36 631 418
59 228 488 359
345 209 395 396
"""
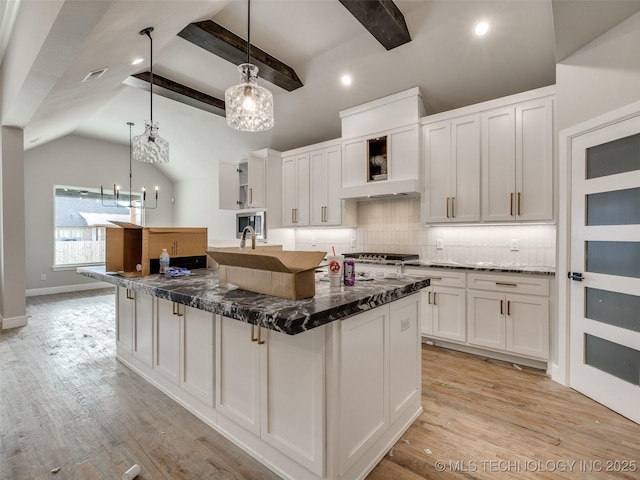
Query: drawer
467 273 549 296
405 268 466 288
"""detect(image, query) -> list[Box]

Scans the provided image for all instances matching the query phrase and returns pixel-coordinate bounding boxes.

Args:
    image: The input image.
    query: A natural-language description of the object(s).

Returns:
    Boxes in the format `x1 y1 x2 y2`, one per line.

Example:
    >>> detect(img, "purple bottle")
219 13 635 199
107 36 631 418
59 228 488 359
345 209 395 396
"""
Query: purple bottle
344 260 355 286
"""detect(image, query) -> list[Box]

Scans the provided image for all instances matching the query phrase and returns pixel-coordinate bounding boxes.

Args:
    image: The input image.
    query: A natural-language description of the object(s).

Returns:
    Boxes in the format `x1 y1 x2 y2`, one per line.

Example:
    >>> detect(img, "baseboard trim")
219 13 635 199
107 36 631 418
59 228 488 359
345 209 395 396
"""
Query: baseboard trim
26 282 114 297
1 314 29 329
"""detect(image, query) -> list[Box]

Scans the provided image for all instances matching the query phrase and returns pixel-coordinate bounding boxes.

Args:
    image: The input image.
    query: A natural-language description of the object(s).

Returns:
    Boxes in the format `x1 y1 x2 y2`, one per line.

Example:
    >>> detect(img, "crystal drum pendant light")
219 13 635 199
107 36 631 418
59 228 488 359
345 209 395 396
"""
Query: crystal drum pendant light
133 27 169 163
225 0 274 132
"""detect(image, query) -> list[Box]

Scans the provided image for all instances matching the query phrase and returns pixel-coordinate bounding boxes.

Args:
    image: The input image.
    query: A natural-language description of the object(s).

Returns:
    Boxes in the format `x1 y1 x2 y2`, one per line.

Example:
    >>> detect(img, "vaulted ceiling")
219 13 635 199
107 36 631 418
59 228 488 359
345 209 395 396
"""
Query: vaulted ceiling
3 0 640 182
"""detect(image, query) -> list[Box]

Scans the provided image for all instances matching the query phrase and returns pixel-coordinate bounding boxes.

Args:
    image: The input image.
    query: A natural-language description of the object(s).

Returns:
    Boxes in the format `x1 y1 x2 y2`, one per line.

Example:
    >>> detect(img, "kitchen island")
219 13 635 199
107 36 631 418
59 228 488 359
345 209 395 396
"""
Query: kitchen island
78 266 430 480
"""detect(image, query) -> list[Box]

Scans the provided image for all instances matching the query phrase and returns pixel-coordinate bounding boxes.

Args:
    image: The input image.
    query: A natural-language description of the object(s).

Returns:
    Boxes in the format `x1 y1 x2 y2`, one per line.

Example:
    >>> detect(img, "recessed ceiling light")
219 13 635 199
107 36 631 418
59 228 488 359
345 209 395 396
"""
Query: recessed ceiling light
131 58 144 66
341 74 352 86
474 20 490 37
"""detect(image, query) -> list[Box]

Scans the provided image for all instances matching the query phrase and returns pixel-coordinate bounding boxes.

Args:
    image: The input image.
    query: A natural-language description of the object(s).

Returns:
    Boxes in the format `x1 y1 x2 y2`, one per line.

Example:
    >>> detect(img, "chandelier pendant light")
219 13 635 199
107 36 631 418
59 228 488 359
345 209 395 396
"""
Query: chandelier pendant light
101 122 159 210
133 27 169 163
225 0 274 132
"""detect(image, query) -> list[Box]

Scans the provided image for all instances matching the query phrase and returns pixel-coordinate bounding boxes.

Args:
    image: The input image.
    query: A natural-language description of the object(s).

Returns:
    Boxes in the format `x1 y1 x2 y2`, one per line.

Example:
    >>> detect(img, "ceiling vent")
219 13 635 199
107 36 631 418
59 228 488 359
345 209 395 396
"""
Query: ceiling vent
82 68 108 82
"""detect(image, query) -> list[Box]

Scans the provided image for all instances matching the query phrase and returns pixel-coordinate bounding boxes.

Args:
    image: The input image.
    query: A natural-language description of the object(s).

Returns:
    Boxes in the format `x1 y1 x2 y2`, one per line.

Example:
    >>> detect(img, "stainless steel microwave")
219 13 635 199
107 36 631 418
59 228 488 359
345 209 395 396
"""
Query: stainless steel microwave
236 211 266 240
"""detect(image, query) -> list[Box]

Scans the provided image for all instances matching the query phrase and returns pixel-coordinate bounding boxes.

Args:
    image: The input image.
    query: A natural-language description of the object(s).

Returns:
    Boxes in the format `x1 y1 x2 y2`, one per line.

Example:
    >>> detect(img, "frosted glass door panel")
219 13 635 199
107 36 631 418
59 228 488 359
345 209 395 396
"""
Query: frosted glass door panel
586 187 640 226
585 241 640 278
585 334 640 386
586 132 640 179
585 288 640 332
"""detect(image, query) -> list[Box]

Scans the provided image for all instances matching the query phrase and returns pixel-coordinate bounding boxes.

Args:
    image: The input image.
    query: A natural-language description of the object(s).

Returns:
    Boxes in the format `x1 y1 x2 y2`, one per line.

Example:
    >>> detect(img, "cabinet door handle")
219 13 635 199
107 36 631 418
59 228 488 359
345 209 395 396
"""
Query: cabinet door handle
507 300 511 316
433 292 437 306
510 193 514 216
126 288 134 300
251 324 258 342
257 326 265 345
517 192 521 216
428 291 432 305
295 208 299 223
446 197 450 218
291 208 295 224
172 302 183 317
249 188 253 205
451 197 455 218
495 282 518 287
500 299 504 315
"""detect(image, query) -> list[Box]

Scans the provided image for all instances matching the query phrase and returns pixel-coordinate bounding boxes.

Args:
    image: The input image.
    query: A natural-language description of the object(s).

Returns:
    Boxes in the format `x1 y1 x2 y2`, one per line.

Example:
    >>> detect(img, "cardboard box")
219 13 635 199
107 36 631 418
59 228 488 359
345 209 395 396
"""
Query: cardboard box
206 248 326 300
106 222 207 276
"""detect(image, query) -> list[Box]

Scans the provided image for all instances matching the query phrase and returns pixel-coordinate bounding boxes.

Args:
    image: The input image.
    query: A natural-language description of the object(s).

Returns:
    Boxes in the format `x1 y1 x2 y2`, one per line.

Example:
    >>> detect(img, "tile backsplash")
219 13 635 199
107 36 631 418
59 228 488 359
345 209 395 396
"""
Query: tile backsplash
295 197 556 267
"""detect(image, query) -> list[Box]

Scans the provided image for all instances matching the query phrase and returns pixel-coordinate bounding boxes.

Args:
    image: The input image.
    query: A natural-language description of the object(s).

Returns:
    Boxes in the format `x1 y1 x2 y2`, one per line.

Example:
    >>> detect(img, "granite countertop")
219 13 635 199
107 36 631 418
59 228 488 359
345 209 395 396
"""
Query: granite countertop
349 259 555 276
78 266 430 335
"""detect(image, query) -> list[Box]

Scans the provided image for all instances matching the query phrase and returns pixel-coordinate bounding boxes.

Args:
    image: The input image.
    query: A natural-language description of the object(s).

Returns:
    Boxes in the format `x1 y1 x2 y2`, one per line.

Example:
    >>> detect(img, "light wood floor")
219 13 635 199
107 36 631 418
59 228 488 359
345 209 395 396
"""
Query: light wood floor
1 289 639 479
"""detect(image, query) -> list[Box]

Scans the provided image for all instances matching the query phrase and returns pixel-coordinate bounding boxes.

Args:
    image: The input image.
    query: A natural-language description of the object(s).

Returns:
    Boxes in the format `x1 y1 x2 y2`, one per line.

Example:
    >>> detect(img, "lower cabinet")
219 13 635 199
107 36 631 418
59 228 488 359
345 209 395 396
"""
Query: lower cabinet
154 298 214 406
467 273 550 360
216 316 325 476
116 286 135 354
337 294 420 476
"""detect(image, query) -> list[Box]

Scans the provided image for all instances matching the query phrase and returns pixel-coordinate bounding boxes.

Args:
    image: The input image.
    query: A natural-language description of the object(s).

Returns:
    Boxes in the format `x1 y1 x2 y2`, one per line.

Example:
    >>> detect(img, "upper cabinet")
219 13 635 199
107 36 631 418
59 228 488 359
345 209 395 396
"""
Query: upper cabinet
219 152 265 210
339 88 426 199
341 124 421 198
482 97 553 222
282 140 356 228
422 115 480 223
421 86 555 224
282 153 310 227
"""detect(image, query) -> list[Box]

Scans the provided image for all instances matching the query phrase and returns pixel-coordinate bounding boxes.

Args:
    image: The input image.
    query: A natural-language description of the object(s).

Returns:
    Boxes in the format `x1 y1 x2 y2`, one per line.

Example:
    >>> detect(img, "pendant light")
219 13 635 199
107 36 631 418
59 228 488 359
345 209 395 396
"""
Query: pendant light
133 27 169 163
225 0 274 132
101 122 159 209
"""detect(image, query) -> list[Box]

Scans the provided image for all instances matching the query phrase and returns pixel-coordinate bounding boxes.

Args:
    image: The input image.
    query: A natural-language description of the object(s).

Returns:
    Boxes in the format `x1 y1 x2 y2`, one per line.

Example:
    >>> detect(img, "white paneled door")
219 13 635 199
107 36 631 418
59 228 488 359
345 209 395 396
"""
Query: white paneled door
569 114 640 424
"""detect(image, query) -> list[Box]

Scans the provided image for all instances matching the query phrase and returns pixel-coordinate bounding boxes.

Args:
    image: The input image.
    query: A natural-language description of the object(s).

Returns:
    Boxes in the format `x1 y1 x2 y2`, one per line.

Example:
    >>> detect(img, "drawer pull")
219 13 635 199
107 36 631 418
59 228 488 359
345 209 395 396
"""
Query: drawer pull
429 276 443 281
495 282 518 287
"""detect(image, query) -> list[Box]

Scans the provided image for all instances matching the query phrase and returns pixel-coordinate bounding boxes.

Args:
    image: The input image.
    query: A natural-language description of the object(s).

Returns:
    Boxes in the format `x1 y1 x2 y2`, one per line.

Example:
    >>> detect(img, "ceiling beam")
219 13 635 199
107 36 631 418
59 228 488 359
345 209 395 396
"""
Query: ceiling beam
178 20 303 92
339 0 411 50
123 72 226 117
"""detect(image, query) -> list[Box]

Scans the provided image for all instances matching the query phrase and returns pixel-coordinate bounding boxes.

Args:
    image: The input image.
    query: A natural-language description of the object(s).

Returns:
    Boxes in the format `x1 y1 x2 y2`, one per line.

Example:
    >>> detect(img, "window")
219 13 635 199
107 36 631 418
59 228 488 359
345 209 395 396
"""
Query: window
54 186 143 267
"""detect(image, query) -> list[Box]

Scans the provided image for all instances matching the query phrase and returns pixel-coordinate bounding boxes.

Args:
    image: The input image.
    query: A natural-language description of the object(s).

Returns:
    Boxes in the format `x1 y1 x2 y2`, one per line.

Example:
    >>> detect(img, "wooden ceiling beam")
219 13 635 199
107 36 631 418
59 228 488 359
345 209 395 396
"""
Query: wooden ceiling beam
178 20 303 92
339 0 411 50
123 72 226 117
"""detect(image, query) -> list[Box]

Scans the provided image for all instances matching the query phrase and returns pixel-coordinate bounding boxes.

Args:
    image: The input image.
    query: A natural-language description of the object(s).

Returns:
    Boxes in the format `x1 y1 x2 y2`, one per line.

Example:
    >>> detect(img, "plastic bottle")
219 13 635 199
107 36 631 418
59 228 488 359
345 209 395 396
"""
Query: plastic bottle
159 249 170 274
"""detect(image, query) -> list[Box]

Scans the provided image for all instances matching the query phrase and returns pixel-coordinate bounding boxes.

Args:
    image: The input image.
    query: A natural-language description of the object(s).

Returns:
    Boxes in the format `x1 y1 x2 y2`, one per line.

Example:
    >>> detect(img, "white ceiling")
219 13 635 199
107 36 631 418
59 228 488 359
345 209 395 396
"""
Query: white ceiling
4 0 640 182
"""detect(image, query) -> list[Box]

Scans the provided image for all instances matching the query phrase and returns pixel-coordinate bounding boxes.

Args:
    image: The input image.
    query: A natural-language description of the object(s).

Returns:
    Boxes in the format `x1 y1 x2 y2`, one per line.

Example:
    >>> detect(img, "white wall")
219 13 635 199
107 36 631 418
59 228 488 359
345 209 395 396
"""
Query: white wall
556 11 640 132
24 134 174 293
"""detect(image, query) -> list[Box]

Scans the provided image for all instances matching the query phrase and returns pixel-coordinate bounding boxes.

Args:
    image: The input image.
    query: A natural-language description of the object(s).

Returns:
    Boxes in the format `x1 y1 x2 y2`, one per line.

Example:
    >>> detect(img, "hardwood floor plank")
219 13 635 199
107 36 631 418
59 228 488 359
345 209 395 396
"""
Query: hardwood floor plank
1 289 639 479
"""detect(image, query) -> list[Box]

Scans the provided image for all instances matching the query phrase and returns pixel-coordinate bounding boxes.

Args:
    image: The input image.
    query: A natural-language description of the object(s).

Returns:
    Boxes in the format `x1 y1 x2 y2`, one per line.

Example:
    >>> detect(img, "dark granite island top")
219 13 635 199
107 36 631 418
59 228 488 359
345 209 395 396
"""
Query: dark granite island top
77 266 430 335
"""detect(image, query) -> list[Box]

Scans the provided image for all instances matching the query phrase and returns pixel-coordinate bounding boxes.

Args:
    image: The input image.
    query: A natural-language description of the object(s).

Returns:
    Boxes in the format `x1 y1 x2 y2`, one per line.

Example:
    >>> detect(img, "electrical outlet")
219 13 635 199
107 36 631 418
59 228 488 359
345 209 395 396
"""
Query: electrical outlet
311 237 316 246
350 238 356 248
41 274 47 281
401 318 411 332
436 239 444 250
510 239 520 251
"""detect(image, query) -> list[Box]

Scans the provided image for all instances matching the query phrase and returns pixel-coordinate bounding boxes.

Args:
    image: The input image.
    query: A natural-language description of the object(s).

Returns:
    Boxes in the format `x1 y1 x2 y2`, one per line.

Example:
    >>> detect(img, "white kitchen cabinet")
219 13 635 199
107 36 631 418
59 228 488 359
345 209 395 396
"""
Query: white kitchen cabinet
155 299 214 406
341 124 421 198
310 144 343 225
423 115 480 223
216 316 325 476
481 96 553 222
132 290 154 367
282 153 310 227
467 273 550 360
219 152 266 210
337 294 420 476
116 286 135 355
421 271 467 342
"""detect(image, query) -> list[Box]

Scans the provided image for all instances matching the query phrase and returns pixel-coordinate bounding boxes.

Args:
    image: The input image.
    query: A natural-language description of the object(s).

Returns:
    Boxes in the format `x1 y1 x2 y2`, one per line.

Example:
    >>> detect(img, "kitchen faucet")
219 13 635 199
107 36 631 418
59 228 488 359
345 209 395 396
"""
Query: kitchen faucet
240 226 256 249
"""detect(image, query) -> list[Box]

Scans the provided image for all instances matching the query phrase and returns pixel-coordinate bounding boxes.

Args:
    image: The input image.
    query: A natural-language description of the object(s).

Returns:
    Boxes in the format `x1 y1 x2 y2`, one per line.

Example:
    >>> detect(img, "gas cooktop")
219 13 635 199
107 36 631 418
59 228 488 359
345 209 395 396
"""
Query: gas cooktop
343 252 420 262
